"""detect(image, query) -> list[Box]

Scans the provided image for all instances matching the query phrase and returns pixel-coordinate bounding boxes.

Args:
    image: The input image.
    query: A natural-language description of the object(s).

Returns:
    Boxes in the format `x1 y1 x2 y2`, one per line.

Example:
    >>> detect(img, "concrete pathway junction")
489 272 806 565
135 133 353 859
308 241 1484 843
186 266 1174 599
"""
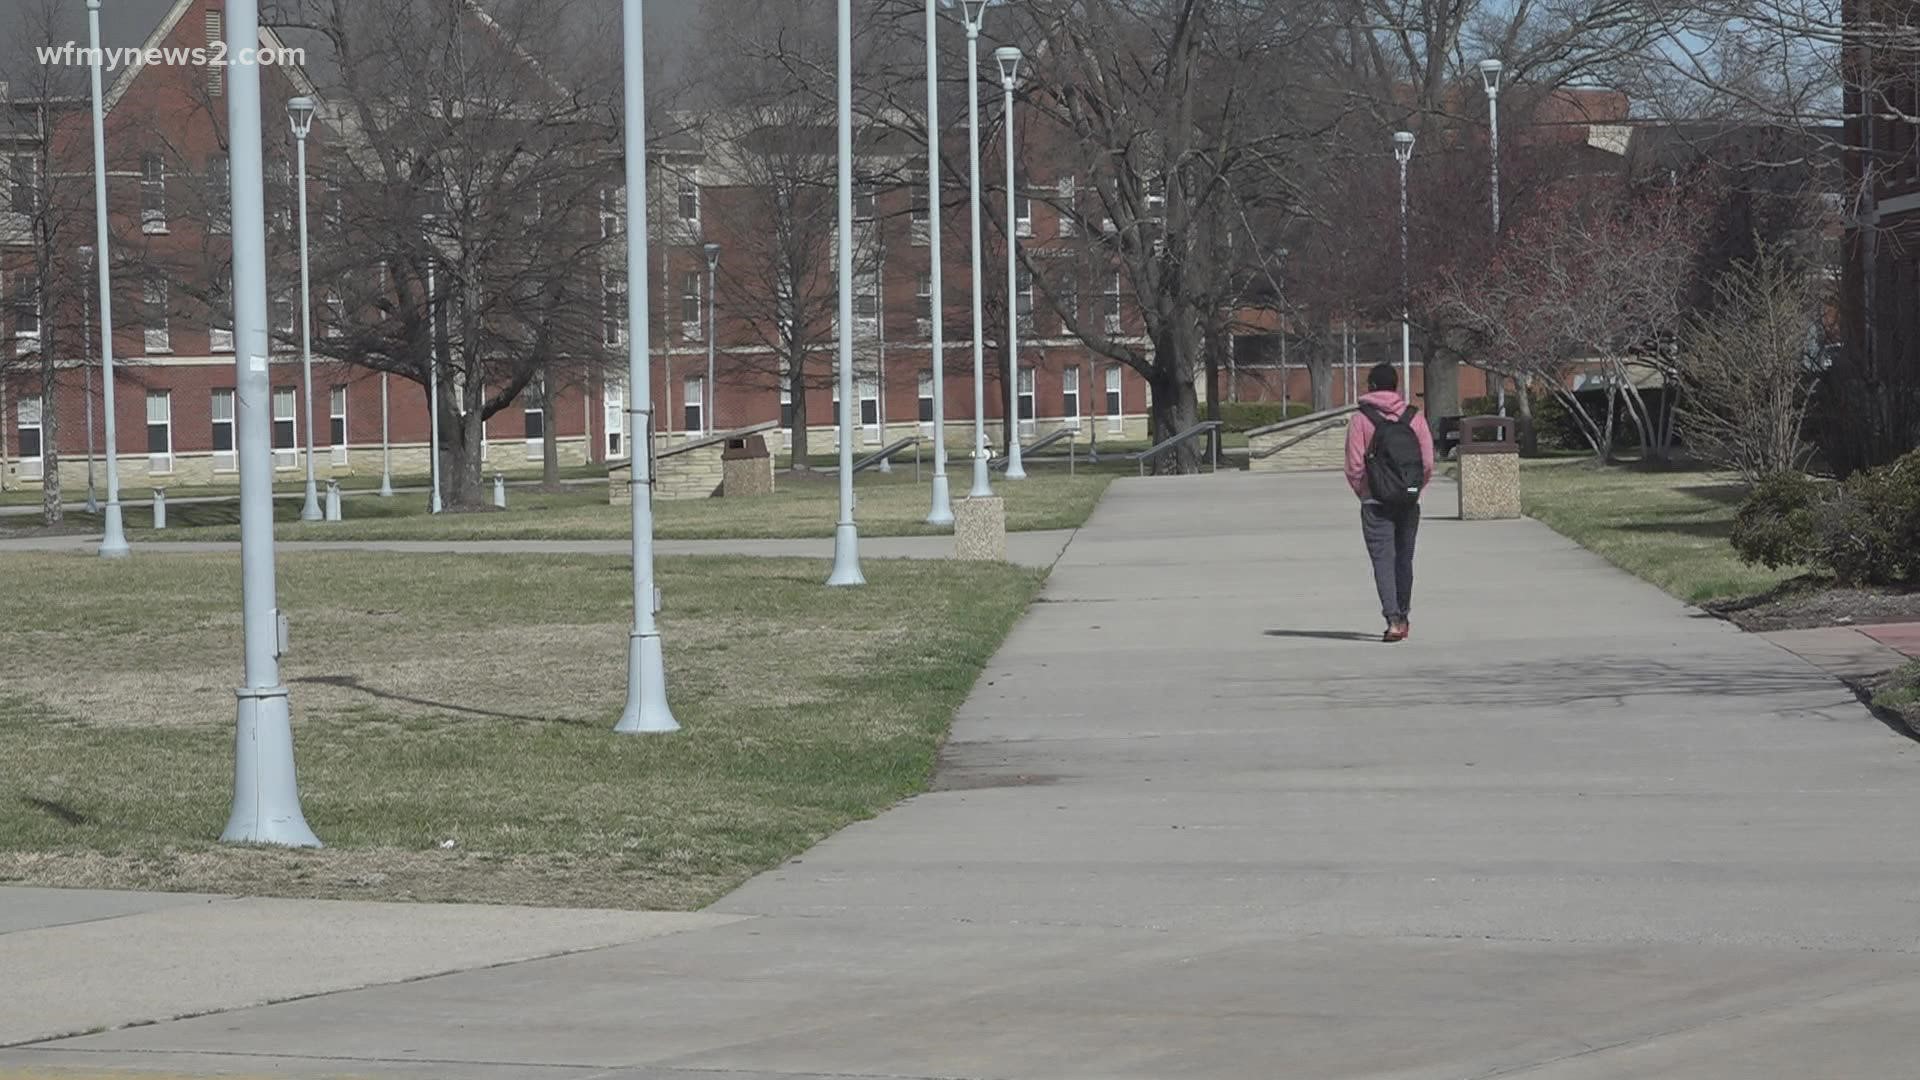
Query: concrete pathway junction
3 471 1917 1079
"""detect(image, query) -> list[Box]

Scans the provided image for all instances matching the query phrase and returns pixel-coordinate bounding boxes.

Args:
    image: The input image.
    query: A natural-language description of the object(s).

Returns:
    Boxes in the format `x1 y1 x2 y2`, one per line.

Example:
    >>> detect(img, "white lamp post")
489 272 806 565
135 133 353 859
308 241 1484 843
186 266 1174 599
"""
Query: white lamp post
288 96 322 522
1393 129 1415 396
613 0 678 733
78 245 98 514
85 0 127 558
704 241 719 429
995 45 1026 481
827 0 865 586
1479 59 1503 235
422 214 442 514
961 0 993 498
378 371 393 496
923 0 953 525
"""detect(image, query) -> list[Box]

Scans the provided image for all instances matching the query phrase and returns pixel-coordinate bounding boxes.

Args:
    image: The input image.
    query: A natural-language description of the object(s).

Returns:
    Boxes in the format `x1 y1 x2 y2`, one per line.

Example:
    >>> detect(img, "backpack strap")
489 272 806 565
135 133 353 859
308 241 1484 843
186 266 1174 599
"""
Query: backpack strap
1357 403 1415 428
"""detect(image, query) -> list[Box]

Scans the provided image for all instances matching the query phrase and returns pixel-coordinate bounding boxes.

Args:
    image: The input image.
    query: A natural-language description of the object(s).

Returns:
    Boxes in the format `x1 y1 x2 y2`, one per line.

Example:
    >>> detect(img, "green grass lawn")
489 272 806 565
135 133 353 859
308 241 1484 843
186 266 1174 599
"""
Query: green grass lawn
106 468 1112 542
1517 457 1796 605
0 551 1042 909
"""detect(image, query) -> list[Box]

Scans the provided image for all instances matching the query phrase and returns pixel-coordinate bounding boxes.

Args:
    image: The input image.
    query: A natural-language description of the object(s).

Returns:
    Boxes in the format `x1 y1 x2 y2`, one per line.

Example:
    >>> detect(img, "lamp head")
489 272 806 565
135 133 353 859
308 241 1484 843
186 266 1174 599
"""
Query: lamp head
1393 129 1415 163
994 46 1023 87
1478 58 1504 93
959 0 990 32
287 96 317 139
704 241 721 267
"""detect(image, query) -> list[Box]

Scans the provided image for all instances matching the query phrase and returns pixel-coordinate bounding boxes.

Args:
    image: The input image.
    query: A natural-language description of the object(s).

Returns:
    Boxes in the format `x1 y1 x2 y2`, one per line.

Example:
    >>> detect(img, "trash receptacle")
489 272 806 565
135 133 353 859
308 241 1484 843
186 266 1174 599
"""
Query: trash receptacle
1455 415 1521 520
721 434 775 497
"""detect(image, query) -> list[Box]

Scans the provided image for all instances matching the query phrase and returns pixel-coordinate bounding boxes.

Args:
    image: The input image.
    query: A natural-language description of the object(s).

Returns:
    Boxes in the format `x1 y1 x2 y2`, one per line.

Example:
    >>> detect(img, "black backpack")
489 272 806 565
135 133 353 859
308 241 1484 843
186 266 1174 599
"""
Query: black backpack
1358 403 1425 506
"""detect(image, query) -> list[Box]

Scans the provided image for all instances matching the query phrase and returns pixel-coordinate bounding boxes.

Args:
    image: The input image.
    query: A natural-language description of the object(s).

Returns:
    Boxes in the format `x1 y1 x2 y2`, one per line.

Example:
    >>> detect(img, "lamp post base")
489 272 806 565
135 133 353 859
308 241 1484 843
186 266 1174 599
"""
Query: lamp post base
378 470 394 498
614 630 679 733
300 479 322 522
98 503 129 558
926 472 954 527
826 521 865 586
968 452 993 498
221 685 322 848
1006 446 1027 480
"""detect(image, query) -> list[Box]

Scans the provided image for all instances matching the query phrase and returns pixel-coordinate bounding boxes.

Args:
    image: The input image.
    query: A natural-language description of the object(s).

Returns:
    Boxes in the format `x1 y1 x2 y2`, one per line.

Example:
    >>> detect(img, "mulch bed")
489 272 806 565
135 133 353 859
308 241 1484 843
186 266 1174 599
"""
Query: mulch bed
1706 579 1920 632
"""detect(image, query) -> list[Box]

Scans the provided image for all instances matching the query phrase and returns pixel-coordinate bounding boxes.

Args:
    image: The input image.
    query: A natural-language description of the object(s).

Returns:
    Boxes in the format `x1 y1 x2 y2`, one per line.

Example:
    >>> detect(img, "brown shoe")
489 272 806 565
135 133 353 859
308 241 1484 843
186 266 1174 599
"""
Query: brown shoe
1384 621 1409 643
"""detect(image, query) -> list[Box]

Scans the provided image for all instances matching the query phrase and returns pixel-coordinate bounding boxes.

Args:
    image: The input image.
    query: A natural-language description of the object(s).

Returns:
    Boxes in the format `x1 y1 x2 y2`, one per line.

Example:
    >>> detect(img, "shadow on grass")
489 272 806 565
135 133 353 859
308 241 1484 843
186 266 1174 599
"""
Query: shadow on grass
1613 520 1739 539
294 673 596 727
20 795 92 826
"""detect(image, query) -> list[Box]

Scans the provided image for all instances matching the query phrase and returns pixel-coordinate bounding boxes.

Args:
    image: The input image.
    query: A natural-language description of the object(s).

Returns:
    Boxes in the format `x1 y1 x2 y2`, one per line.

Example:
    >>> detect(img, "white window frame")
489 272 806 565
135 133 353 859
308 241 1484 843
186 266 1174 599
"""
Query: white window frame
324 292 345 341
1017 367 1036 436
204 9 225 96
604 376 626 459
681 271 702 341
144 274 170 353
602 271 625 347
330 385 349 466
1014 190 1032 237
211 388 237 472
1106 365 1124 433
854 273 880 329
858 377 880 443
915 272 932 339
8 153 40 215
524 386 545 460
272 386 299 469
207 153 230 234
1063 366 1082 430
918 371 934 432
16 396 43 481
10 271 40 357
1057 176 1076 236
909 180 929 245
599 186 622 240
211 270 234 352
1016 267 1034 334
1104 272 1122 335
683 375 705 436
779 378 794 440
145 390 174 473
677 179 700 226
141 153 168 233
854 184 876 222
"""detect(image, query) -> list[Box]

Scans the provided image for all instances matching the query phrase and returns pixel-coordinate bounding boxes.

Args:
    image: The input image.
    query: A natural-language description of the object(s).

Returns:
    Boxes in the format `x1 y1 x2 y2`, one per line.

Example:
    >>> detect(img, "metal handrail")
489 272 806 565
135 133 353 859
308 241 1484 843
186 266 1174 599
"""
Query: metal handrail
1248 417 1352 460
822 436 921 475
1243 405 1358 441
1129 420 1224 476
992 427 1075 468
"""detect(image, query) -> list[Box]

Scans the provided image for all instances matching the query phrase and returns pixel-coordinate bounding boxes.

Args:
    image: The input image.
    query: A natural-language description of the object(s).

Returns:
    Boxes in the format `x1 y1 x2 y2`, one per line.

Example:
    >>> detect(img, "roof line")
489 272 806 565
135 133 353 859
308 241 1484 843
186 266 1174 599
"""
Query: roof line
101 0 197 111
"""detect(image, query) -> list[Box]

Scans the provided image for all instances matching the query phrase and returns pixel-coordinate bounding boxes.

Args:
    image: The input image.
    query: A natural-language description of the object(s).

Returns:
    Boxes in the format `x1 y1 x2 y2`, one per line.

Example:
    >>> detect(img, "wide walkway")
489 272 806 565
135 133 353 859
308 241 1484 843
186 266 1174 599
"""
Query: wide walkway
5 473 1918 1078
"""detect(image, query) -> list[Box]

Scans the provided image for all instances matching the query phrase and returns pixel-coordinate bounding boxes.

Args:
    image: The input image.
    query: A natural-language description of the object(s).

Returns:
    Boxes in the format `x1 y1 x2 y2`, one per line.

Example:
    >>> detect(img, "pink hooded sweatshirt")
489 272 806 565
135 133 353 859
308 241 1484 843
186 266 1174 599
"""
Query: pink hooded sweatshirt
1345 390 1436 501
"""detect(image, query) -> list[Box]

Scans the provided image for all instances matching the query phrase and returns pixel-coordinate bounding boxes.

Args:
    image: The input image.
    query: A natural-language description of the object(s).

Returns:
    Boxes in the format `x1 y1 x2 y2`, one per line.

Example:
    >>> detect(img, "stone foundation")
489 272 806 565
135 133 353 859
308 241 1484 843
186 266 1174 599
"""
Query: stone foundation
1247 408 1357 473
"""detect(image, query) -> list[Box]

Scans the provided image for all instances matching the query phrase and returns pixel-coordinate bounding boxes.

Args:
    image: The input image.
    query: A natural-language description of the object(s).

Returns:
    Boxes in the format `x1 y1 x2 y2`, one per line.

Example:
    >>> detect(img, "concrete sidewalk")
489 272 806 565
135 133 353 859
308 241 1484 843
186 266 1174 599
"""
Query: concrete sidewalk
0 530 1076 568
6 472 1918 1079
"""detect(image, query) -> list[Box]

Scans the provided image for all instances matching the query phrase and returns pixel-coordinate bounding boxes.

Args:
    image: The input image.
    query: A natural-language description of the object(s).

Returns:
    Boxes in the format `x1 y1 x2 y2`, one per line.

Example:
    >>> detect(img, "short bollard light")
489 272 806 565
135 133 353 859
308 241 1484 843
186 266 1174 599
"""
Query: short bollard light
493 472 507 509
152 488 167 530
325 479 343 522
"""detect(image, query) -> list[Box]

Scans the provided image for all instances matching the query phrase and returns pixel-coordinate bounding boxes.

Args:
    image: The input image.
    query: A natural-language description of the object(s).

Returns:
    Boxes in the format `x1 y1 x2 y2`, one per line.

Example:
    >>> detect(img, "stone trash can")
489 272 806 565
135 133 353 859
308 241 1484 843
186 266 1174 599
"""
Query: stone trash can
954 496 1007 561
1456 415 1522 521
721 434 775 498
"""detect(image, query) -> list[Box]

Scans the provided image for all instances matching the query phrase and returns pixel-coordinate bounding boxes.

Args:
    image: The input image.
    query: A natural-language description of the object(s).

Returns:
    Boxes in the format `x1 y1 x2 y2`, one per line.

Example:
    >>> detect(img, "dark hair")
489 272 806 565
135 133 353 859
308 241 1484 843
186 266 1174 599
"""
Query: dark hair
1367 363 1399 393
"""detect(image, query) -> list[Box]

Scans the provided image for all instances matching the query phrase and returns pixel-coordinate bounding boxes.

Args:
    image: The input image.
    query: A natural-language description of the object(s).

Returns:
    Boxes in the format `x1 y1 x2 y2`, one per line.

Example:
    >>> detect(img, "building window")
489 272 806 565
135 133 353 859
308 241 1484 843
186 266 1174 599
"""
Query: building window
854 274 879 323
910 182 929 244
678 179 699 224
602 272 626 347
1014 191 1032 237
269 155 293 233
779 378 793 429
854 184 876 222
858 377 879 441
272 387 298 468
204 9 224 95
206 153 230 233
324 292 345 340
141 153 167 232
1106 364 1123 432
211 389 236 471
1063 366 1081 428
272 291 296 342
8 153 38 214
146 390 173 472
524 391 545 458
1104 272 1122 334
916 272 932 338
1058 269 1078 329
16 397 43 480
143 274 170 353
599 186 621 239
604 376 626 458
10 272 40 355
683 376 704 435
330 385 348 465
1017 368 1035 430
209 270 234 352
1015 266 1034 330
322 174 344 232
918 371 934 425
1057 176 1076 236
681 271 701 335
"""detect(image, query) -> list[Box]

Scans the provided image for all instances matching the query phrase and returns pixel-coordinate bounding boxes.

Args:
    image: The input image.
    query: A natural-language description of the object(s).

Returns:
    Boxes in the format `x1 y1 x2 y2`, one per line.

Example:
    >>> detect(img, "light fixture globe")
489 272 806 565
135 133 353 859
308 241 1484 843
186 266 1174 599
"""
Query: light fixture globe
959 0 990 31
704 241 721 267
994 45 1023 86
287 95 317 138
1393 129 1415 162
1478 58 1504 92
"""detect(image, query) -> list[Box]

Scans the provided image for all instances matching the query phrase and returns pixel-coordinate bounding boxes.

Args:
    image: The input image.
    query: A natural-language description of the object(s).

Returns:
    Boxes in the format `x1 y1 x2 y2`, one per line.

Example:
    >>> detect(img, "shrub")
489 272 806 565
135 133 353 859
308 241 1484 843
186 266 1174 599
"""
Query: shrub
1814 451 1920 586
1213 401 1314 432
1730 470 1821 570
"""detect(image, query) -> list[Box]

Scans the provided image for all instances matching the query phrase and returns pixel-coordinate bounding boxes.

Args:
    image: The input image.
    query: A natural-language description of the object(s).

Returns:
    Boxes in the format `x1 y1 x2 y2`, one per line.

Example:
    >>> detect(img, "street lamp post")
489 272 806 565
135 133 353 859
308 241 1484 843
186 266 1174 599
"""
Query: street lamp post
1393 130 1415 397
85 0 127 558
961 0 993 498
424 237 442 514
288 97 322 522
1480 58 1506 414
923 0 953 526
79 245 98 514
704 242 719 431
219 0 320 847
996 46 1027 481
378 372 393 496
827 0 865 587
614 0 678 733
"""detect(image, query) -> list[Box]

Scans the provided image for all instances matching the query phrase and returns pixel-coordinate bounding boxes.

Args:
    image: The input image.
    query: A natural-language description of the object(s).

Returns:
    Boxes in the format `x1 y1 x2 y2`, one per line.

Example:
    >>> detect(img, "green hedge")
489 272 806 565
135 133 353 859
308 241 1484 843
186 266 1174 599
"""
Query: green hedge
1731 451 1920 586
1212 401 1316 432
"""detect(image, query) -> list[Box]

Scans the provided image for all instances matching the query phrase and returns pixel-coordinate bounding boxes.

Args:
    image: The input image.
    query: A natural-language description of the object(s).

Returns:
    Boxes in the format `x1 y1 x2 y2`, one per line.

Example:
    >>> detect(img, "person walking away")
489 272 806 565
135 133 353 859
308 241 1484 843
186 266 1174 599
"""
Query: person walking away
1345 363 1434 642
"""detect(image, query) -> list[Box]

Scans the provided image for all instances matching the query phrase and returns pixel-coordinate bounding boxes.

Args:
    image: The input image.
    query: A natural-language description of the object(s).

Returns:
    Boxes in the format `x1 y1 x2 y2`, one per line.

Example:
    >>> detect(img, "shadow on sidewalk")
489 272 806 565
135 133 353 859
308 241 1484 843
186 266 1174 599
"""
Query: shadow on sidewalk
1264 629 1380 642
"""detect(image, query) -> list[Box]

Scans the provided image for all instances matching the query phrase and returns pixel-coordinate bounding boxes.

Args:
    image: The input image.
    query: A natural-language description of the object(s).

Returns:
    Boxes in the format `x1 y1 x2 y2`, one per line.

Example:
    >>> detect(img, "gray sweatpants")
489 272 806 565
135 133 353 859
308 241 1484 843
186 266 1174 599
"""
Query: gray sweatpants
1361 500 1421 622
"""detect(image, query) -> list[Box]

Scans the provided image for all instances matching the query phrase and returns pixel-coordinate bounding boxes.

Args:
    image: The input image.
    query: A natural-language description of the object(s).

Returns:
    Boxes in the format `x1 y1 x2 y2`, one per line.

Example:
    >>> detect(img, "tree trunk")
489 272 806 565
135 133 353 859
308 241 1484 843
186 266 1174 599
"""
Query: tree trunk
540 381 560 489
40 374 61 527
1424 350 1461 420
1204 319 1225 463
1515 381 1539 456
999 338 1015 457
786 361 809 467
446 406 486 506
1145 369 1201 474
1302 317 1334 411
